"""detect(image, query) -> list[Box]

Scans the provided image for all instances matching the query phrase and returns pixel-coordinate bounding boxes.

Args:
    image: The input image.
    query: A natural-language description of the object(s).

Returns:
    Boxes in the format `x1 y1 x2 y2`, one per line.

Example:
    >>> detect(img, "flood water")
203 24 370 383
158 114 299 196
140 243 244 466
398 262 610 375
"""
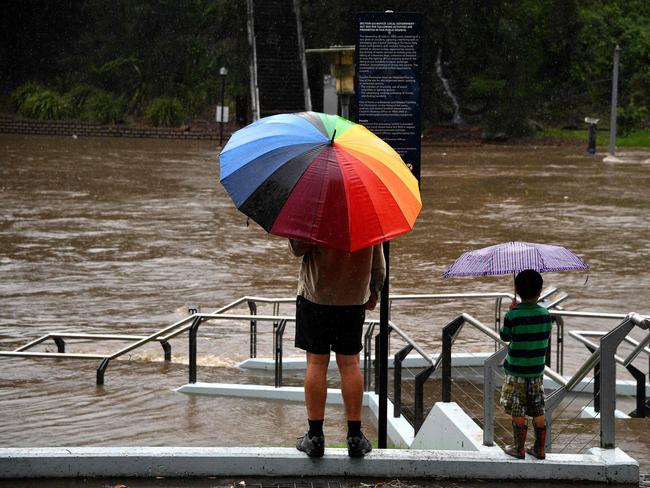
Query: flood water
0 135 649 462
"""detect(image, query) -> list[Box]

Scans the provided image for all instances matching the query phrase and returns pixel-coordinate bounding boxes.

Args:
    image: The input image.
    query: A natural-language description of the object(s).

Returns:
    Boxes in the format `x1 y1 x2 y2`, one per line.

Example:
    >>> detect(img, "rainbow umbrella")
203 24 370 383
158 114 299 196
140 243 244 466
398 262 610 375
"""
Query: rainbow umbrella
219 111 421 252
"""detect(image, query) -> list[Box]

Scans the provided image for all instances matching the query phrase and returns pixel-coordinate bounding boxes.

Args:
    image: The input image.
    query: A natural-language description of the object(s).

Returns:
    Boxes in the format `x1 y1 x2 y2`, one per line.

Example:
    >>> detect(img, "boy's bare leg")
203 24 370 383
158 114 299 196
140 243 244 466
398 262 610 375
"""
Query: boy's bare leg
335 353 363 421
532 415 545 428
512 415 526 428
304 352 330 420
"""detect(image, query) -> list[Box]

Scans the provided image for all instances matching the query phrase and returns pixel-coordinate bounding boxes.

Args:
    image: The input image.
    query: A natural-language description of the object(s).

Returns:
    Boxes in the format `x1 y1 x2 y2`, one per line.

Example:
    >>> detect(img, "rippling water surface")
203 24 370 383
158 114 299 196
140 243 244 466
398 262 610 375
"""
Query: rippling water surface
1 134 649 454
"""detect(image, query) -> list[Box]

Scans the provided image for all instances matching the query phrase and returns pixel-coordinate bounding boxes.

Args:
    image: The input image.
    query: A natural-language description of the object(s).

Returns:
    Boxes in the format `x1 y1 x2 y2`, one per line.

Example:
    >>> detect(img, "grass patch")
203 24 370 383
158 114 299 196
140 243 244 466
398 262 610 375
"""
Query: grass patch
617 129 650 147
538 127 650 147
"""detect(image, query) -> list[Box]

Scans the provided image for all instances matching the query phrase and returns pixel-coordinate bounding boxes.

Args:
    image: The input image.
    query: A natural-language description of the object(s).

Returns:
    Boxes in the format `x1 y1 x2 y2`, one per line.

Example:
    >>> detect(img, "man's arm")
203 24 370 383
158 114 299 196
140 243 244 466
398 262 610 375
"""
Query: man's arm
288 239 311 257
370 243 386 297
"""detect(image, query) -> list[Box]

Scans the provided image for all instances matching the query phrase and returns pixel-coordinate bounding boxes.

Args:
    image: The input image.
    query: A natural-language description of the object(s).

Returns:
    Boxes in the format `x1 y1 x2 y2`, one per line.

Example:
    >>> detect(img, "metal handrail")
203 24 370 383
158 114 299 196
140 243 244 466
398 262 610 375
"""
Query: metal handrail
0 351 108 359
568 329 649 417
3 287 645 390
443 312 568 389
386 320 436 433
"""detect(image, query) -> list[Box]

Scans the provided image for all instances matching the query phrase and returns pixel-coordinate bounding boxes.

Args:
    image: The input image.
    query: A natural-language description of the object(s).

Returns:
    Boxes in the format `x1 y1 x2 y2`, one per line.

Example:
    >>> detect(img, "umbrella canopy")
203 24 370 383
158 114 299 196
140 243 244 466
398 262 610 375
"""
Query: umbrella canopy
443 241 589 277
219 111 421 252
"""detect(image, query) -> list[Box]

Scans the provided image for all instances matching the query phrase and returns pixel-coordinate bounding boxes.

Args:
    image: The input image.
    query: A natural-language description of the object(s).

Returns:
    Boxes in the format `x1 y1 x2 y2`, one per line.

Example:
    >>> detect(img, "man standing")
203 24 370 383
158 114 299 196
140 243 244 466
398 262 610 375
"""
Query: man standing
289 239 385 458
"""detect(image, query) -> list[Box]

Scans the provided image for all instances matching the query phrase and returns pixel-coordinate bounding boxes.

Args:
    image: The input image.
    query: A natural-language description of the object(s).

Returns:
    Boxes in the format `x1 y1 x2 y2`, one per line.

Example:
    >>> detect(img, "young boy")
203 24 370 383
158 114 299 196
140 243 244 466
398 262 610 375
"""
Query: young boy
500 269 552 459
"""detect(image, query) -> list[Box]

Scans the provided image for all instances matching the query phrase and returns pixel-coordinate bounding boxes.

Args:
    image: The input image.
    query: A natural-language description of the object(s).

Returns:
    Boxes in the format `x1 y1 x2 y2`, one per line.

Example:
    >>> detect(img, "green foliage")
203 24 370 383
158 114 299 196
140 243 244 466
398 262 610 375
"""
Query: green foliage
618 104 648 135
83 91 125 124
3 0 650 137
65 83 99 117
13 84 71 120
94 56 146 113
538 127 650 147
145 97 185 127
10 82 46 112
465 78 507 102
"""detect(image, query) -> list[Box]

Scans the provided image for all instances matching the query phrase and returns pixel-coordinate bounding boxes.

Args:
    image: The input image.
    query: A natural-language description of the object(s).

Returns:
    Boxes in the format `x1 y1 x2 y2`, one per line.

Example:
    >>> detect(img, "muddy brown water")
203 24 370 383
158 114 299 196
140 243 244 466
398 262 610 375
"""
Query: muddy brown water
0 135 649 470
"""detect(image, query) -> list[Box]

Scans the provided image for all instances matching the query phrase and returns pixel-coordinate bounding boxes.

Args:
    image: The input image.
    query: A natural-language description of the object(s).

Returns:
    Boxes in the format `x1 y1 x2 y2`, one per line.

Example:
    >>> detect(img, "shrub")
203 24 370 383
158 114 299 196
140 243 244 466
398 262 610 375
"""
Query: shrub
10 82 45 112
145 97 186 127
84 91 125 124
618 104 648 136
65 84 99 118
465 77 507 104
18 87 71 120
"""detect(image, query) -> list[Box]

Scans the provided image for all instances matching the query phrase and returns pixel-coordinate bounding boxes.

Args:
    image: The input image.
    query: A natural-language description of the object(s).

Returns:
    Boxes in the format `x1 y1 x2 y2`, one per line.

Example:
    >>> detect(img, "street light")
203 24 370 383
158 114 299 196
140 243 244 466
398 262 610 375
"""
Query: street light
219 66 228 146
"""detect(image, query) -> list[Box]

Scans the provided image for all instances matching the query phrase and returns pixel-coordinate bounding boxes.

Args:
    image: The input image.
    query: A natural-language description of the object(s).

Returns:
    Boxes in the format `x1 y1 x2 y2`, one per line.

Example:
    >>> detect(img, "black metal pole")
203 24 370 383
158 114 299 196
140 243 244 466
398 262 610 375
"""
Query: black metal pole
378 241 390 448
189 316 202 384
219 75 226 146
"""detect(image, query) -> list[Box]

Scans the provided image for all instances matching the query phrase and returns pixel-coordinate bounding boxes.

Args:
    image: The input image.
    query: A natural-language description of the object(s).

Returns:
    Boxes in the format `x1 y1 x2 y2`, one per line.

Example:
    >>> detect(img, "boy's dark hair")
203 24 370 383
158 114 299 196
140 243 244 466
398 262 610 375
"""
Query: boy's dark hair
515 269 543 300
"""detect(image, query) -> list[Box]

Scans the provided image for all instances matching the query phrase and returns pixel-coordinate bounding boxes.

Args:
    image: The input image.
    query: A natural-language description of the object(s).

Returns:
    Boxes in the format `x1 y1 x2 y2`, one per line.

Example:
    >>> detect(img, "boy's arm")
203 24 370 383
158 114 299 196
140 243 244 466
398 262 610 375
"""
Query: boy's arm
500 315 513 342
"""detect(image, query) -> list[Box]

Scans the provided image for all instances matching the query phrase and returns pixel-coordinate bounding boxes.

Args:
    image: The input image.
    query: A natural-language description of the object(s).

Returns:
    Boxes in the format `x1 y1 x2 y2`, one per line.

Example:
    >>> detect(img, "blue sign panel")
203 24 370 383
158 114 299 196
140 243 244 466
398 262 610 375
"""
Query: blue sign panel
355 12 422 182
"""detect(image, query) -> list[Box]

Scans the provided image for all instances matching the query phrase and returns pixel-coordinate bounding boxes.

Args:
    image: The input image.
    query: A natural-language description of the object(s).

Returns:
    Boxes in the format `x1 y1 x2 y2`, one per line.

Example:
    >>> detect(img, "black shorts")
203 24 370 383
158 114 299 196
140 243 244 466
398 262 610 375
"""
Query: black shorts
294 296 365 355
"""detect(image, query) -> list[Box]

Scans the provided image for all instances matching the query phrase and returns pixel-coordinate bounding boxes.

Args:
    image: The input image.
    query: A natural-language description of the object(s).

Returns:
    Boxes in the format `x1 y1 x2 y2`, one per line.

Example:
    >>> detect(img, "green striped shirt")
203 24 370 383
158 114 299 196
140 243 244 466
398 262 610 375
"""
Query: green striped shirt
500 301 552 378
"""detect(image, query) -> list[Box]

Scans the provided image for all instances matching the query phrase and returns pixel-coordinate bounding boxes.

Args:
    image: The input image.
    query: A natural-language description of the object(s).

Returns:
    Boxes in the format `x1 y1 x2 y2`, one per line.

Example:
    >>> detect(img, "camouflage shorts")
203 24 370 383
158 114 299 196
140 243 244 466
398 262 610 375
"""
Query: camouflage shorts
500 375 545 417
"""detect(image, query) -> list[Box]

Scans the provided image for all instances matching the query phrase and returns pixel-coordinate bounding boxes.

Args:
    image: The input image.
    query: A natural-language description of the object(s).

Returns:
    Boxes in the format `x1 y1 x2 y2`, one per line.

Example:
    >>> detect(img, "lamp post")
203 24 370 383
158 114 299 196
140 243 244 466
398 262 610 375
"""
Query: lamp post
608 45 620 156
219 66 228 146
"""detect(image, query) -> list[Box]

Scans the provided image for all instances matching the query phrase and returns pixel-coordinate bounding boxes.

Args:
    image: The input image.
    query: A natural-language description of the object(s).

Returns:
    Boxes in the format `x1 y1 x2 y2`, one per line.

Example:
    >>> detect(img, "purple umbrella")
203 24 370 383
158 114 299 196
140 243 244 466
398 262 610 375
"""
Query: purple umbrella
443 241 589 278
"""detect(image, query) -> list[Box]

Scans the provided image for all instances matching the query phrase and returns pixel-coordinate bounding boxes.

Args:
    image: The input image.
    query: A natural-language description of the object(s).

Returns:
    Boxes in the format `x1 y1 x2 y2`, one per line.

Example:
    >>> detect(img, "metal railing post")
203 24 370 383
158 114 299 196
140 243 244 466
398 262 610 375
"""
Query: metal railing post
274 319 287 388
363 323 376 391
585 345 601 413
553 317 564 374
414 365 435 434
494 297 503 352
161 341 171 361
188 316 202 384
483 347 507 446
442 316 464 402
374 333 381 395
53 337 65 353
599 315 637 448
625 364 646 418
393 344 413 418
247 300 258 358
544 388 566 453
96 358 111 385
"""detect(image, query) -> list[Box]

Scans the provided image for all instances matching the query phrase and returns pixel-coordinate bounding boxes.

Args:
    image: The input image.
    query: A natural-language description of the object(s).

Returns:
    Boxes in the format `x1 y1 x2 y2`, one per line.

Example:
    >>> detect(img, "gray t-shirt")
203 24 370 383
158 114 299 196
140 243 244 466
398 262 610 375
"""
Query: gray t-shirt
289 240 386 306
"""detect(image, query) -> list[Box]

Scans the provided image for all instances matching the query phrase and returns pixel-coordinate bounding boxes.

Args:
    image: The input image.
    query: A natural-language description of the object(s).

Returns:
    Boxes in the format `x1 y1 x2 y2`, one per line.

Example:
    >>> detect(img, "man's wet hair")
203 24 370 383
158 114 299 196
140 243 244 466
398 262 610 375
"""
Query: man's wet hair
515 269 543 300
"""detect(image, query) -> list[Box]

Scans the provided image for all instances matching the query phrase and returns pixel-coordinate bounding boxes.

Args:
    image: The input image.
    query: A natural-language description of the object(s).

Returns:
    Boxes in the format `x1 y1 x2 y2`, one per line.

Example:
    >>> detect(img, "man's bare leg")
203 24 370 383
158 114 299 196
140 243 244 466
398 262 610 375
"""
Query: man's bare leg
335 352 363 421
304 352 330 420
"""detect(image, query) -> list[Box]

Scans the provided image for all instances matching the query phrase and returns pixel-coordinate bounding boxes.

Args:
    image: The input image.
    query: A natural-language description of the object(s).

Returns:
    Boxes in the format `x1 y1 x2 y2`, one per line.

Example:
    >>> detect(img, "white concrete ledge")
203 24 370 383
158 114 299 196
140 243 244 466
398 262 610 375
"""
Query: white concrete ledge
578 406 631 419
0 446 638 483
237 352 491 371
176 384 414 448
411 403 500 453
237 356 650 397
